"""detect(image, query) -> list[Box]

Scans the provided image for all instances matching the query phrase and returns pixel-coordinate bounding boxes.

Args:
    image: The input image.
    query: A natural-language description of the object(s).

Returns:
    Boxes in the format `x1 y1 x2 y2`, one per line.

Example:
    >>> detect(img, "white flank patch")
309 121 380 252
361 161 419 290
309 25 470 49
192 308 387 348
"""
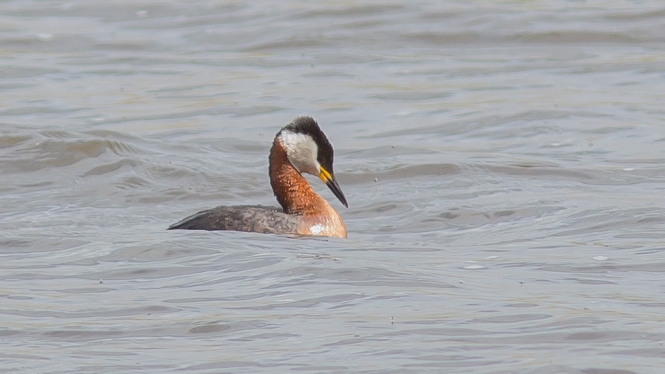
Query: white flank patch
309 223 324 235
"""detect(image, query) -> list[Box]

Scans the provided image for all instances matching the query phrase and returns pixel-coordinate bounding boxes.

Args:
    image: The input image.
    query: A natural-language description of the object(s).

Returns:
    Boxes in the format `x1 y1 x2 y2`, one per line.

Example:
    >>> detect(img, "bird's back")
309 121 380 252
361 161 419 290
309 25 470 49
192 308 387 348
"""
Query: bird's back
167 205 301 234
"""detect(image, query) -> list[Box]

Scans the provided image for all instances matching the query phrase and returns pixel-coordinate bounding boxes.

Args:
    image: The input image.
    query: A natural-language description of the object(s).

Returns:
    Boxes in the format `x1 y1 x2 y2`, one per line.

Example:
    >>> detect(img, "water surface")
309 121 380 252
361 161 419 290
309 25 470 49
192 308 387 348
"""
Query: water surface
2 1 665 373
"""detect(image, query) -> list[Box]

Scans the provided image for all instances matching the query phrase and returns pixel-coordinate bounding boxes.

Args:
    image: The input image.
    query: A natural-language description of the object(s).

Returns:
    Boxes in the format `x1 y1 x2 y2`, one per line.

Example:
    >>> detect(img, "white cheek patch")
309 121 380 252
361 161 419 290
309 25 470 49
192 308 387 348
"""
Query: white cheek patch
279 131 320 175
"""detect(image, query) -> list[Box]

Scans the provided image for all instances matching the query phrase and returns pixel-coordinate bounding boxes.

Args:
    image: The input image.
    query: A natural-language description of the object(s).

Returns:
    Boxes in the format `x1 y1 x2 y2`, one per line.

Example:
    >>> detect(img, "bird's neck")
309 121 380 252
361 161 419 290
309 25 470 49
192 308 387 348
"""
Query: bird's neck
269 138 326 215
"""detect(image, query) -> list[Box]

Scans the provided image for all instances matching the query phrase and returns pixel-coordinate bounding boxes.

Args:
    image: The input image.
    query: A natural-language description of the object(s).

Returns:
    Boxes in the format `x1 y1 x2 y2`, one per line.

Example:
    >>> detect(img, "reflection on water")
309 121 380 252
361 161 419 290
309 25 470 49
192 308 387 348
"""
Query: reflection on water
2 1 665 373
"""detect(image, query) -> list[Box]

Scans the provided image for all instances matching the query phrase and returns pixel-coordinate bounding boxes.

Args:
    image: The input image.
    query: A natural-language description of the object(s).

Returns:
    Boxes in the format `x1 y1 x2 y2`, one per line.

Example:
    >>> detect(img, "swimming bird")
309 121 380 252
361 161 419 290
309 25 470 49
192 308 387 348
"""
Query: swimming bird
168 116 348 238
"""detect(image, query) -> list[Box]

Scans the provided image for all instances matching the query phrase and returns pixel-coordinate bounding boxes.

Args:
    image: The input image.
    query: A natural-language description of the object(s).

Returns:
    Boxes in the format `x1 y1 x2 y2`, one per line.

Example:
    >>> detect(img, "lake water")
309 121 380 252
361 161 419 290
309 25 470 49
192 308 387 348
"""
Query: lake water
2 1 665 373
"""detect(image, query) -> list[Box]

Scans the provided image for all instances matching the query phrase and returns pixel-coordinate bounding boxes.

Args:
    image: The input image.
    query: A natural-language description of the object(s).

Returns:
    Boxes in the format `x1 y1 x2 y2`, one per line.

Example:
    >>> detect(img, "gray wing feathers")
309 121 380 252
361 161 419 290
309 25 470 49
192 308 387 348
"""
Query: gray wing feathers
168 206 300 234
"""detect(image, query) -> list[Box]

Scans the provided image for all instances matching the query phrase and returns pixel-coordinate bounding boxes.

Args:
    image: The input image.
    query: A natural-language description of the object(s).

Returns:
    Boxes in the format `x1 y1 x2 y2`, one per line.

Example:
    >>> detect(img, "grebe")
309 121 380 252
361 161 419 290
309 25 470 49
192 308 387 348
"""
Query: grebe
168 116 348 238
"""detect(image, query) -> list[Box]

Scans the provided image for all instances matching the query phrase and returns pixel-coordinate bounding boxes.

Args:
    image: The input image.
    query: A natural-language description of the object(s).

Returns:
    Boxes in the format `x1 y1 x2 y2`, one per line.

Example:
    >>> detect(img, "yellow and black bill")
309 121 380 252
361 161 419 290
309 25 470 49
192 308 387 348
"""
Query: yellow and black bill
319 167 348 208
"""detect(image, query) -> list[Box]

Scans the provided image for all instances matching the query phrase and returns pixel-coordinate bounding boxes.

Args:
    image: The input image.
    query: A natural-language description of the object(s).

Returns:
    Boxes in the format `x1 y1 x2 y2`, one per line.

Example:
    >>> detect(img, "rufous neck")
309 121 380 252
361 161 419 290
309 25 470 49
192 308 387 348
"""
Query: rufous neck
269 138 324 215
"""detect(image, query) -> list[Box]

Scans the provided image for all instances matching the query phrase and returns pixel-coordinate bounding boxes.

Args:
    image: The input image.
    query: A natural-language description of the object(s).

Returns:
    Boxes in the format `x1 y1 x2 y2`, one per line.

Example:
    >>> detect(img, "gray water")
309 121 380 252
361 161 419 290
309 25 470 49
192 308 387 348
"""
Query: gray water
2 1 665 373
